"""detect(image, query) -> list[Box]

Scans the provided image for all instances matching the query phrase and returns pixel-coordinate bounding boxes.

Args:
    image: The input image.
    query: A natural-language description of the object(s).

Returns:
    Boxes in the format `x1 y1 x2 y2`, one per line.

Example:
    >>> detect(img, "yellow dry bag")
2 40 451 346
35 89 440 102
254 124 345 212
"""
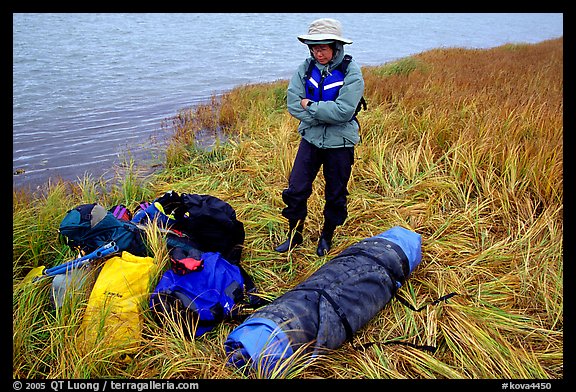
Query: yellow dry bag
79 251 156 356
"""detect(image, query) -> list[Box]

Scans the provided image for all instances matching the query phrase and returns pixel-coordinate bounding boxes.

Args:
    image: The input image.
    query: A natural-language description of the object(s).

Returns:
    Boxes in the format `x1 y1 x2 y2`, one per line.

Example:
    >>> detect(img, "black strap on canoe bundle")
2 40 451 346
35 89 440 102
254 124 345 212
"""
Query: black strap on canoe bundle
354 338 439 354
353 291 460 354
395 291 459 313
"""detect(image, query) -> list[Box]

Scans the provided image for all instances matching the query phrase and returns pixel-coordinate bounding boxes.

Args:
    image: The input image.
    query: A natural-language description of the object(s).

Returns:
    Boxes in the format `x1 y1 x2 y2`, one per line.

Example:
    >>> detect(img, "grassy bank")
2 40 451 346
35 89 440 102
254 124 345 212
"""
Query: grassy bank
13 37 563 379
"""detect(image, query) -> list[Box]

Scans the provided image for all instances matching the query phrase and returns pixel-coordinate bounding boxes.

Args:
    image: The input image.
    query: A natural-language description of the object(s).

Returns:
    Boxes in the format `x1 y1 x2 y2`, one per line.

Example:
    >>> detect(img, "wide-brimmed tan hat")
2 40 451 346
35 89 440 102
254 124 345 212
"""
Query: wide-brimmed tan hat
297 18 353 45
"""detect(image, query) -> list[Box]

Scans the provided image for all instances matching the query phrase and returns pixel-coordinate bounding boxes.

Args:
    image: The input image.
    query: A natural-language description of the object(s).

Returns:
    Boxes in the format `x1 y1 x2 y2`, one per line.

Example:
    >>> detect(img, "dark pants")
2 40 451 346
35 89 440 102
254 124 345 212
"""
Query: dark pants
281 139 354 227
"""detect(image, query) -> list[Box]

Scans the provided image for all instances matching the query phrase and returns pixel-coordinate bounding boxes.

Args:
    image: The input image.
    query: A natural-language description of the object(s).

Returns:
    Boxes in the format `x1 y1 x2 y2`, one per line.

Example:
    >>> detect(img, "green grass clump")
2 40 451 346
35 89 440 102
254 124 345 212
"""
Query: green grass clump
13 38 563 379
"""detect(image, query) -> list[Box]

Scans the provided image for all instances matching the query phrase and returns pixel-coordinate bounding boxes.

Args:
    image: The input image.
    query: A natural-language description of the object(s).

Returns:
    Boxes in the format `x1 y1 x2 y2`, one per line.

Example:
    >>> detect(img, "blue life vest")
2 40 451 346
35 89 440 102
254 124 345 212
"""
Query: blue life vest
305 64 345 102
304 54 367 125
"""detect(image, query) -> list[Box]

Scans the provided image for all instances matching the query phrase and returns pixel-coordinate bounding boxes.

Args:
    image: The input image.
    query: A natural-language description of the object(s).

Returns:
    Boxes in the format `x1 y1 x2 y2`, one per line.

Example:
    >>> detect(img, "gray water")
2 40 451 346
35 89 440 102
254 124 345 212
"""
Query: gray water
13 13 563 190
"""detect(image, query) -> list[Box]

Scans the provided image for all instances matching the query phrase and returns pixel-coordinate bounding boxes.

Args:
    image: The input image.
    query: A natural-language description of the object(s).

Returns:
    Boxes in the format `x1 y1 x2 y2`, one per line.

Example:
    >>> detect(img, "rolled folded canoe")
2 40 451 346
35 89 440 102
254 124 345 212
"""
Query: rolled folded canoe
224 226 422 376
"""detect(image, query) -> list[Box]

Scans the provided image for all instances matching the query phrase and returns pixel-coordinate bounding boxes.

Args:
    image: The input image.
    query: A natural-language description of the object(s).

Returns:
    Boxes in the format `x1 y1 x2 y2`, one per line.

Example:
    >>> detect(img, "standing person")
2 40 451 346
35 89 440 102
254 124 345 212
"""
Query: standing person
275 18 365 256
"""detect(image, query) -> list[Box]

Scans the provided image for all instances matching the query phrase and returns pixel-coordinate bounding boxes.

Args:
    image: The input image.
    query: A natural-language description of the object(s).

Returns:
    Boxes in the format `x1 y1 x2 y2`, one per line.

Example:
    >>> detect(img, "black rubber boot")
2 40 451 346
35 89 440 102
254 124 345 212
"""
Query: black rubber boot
316 223 336 257
274 219 304 253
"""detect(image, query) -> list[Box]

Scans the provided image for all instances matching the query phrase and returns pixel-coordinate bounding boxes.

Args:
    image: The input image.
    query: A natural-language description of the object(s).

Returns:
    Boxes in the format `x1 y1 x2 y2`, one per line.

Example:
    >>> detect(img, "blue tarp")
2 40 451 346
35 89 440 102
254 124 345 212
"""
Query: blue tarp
225 317 293 373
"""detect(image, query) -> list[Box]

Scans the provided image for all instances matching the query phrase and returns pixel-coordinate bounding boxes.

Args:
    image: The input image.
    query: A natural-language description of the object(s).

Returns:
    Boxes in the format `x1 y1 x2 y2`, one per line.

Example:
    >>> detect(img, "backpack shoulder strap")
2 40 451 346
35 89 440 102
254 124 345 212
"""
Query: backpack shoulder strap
304 58 316 79
336 54 368 118
339 54 353 74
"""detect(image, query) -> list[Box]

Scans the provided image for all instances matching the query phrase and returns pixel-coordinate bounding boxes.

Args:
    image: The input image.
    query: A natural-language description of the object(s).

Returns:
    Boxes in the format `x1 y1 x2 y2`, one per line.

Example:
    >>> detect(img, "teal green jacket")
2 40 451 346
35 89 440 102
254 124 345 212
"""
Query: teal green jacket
287 44 365 149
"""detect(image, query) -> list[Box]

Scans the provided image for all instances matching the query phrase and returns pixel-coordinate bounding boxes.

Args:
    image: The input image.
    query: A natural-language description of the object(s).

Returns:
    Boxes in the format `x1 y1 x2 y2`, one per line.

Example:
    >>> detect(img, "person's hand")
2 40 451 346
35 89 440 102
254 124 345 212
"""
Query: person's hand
301 98 312 110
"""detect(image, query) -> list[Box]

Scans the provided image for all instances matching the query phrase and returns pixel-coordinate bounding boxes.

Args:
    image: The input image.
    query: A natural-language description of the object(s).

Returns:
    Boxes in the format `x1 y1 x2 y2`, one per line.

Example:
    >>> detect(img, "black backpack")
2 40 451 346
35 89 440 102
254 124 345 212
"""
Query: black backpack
172 193 245 264
131 191 245 264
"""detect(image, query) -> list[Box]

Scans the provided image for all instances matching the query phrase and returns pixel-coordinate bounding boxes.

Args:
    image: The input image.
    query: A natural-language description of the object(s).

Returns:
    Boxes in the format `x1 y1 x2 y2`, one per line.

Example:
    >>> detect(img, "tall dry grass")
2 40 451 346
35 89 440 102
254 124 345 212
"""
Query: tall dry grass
13 38 562 379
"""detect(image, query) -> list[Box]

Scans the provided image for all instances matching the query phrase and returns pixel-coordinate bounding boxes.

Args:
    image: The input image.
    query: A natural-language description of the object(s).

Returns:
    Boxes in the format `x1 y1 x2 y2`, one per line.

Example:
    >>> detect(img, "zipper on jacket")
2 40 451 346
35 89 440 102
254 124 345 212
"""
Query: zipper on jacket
318 68 329 101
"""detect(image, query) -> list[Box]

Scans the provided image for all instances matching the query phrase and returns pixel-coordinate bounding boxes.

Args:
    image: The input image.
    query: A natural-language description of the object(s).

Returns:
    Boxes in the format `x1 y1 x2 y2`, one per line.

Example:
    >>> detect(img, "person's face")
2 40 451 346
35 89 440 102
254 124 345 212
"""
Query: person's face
311 44 334 65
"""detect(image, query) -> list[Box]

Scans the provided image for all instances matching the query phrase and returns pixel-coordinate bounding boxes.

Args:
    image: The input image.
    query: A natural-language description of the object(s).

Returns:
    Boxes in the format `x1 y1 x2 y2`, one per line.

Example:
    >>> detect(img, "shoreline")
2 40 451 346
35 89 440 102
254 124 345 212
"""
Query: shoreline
12 93 226 193
12 36 564 194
